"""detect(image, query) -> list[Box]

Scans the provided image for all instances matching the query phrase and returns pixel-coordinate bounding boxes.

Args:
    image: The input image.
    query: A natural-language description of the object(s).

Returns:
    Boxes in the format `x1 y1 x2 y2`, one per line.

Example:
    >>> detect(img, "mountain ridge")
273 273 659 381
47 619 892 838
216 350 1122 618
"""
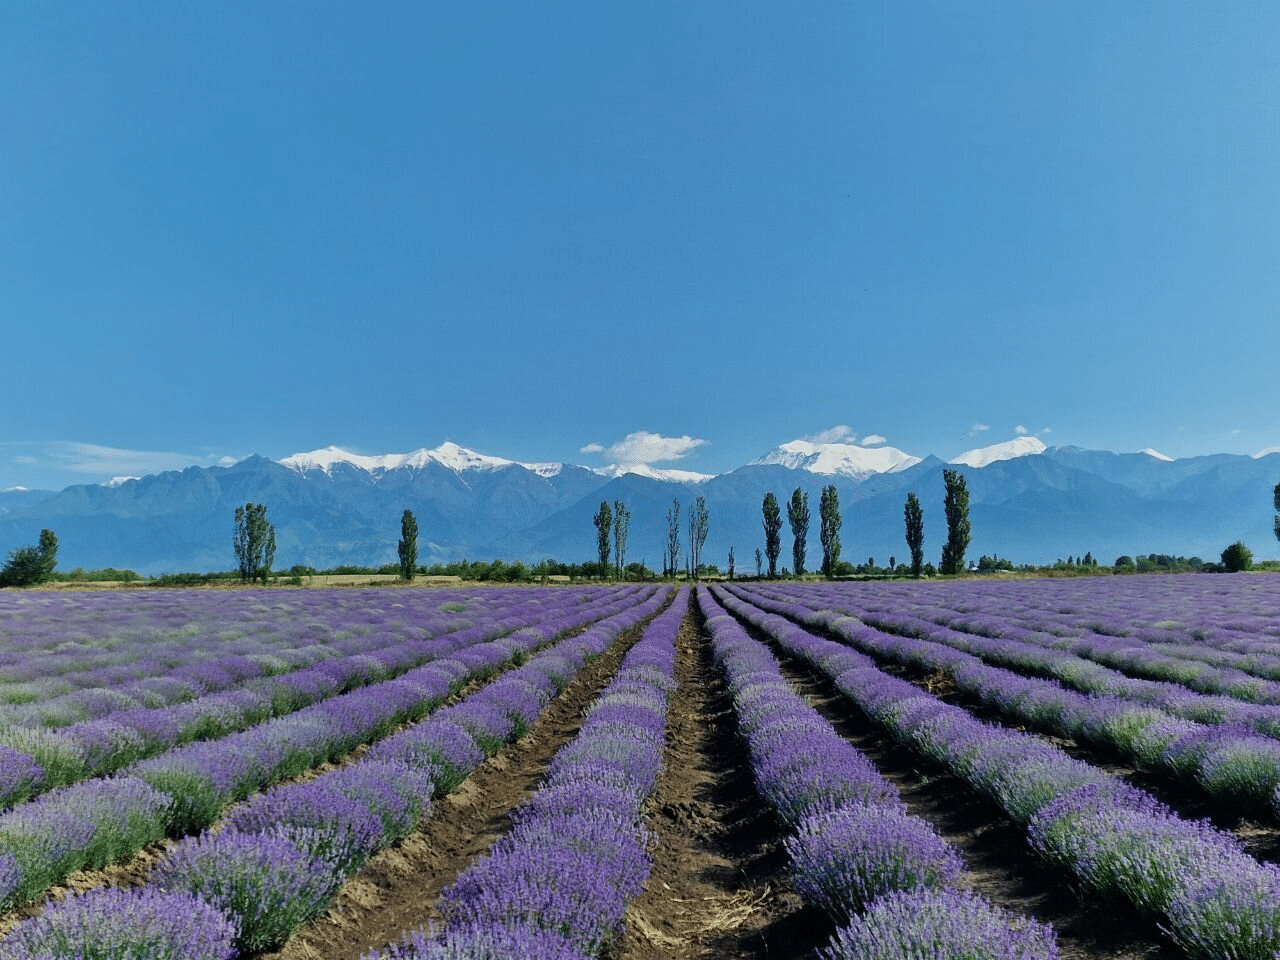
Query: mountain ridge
1 439 1277 574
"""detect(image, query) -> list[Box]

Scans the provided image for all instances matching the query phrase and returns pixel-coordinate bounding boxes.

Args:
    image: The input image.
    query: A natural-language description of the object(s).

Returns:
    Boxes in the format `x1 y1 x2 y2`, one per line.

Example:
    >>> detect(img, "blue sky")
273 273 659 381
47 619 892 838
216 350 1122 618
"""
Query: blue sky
3 3 1278 491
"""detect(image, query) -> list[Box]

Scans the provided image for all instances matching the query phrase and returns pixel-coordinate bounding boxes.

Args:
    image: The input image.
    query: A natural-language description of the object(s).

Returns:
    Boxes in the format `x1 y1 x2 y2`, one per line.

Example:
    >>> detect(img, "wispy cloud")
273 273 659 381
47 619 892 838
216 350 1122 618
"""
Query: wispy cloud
1256 446 1280 458
1014 425 1029 435
580 431 707 470
970 423 990 435
803 425 856 444
861 434 887 447
1 441 239 482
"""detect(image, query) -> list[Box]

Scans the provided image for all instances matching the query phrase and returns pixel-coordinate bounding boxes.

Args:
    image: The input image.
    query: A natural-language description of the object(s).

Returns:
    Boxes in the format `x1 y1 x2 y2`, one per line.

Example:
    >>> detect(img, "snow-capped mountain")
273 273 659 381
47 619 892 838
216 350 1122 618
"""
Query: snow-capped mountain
752 439 921 480
950 436 1047 469
3 438 1278 574
281 442 563 479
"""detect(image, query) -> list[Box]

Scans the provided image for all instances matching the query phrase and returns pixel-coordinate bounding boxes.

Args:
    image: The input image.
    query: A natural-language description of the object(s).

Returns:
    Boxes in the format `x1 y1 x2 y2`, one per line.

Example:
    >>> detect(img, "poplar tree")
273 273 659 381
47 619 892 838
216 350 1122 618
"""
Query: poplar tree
940 469 971 575
593 501 612 575
762 492 783 578
904 491 925 578
233 503 276 584
689 496 710 578
818 484 842 578
397 509 418 581
666 498 681 577
787 487 810 577
1274 481 1280 548
612 500 630 578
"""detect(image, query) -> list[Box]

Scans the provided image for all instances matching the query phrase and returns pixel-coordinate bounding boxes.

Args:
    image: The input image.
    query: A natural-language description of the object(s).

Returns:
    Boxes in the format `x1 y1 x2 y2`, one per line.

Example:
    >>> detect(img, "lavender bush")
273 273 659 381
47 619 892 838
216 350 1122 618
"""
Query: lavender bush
786 803 965 924
154 827 342 952
0 886 236 960
820 888 1059 960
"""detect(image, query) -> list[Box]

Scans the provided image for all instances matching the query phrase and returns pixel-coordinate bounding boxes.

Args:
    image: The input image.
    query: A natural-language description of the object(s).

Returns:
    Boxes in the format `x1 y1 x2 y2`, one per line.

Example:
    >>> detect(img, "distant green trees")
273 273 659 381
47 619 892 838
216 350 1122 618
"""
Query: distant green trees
593 501 612 572
612 499 630 578
0 528 58 587
688 496 710 580
233 503 276 584
904 492 925 579
666 498 680 577
762 492 783 578
940 469 971 575
818 484 842 578
1274 481 1279 547
787 487 810 577
1221 540 1253 573
397 509 418 581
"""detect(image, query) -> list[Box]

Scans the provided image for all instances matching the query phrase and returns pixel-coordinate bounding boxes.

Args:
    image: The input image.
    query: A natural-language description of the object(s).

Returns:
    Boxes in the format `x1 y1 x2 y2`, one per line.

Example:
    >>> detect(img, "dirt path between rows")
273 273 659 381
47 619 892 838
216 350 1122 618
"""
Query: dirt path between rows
605 594 825 960
253 618 650 960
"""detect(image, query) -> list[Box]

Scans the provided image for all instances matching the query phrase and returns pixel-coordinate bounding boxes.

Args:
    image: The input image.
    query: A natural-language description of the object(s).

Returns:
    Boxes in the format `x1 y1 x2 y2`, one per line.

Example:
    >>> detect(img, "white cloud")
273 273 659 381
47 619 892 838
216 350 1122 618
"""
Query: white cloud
585 431 708 470
803 425 856 444
861 434 887 446
1 441 240 482
970 423 990 435
1015 425 1029 435
1255 446 1280 458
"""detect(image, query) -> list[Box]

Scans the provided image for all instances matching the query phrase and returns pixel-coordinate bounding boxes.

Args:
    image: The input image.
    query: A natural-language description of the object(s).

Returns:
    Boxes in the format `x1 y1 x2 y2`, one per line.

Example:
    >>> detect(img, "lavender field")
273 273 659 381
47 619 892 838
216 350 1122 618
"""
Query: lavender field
1 574 1279 959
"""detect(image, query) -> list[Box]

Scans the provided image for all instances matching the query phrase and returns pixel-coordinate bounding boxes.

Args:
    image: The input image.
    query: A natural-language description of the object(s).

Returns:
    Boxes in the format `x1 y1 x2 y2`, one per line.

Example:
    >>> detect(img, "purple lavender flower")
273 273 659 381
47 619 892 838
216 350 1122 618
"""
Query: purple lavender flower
787 803 965 923
0 885 236 960
222 780 385 876
367 921 590 960
820 887 1060 960
154 827 342 952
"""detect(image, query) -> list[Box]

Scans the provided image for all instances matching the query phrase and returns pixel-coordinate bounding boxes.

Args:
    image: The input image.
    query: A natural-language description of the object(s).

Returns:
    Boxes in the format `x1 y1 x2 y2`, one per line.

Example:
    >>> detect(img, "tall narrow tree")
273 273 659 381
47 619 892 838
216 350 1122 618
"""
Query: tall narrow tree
787 487 810 577
233 503 276 584
762 492 783 578
754 547 763 579
612 499 630 579
689 496 710 579
904 491 925 578
940 469 971 575
727 546 735 580
397 509 418 582
593 500 612 576
1274 481 1280 548
666 498 681 578
818 484 842 578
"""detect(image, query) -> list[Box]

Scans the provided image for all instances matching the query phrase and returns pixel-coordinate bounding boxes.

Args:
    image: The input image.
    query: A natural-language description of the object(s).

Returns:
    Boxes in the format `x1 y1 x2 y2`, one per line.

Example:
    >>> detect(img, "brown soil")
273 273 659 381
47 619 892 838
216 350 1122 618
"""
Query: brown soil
604 595 824 960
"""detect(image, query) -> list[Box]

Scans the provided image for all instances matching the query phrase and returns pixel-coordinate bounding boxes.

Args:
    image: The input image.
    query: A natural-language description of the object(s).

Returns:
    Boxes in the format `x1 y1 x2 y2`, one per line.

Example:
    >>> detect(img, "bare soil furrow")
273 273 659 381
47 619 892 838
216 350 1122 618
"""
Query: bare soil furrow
606 597 825 960
251 619 647 960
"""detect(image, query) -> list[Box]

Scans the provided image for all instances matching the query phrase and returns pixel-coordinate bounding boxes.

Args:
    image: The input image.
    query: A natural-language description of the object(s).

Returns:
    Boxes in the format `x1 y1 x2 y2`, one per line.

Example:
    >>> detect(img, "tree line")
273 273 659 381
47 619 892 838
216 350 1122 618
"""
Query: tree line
5 478 1279 587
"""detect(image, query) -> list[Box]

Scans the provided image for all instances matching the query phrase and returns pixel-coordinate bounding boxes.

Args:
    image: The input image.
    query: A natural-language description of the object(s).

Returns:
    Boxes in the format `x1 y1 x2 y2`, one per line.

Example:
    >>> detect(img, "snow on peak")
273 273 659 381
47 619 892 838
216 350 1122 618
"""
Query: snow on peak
103 476 139 488
950 436 1047 468
280 443 561 477
595 463 714 483
753 440 920 480
1140 448 1174 462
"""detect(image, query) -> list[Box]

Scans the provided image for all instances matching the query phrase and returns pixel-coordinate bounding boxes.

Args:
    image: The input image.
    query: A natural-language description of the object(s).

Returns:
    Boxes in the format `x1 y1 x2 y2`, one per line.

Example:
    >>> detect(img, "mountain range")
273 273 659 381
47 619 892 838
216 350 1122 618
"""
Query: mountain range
1 438 1277 575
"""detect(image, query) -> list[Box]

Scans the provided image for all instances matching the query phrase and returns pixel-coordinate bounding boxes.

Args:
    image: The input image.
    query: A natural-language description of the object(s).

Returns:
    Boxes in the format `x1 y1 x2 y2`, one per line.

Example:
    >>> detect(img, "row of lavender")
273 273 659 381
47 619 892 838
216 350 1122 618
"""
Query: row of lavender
697 587 1060 959
369 586 688 960
719 585 1280 959
0 588 613 807
741 580 1280 820
0 586 673 959
0 586 658 914
0 589 505 706
787 576 1280 698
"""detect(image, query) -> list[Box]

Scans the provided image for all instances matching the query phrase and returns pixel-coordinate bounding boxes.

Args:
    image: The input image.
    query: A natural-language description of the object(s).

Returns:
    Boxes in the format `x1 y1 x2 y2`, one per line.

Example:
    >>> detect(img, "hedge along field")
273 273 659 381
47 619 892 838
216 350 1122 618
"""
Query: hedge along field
1 575 1280 959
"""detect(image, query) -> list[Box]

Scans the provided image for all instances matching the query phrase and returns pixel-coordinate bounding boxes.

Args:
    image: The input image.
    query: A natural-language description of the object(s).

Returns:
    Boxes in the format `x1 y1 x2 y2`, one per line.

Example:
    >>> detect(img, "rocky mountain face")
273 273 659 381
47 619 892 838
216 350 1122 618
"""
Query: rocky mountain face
1 443 1276 574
